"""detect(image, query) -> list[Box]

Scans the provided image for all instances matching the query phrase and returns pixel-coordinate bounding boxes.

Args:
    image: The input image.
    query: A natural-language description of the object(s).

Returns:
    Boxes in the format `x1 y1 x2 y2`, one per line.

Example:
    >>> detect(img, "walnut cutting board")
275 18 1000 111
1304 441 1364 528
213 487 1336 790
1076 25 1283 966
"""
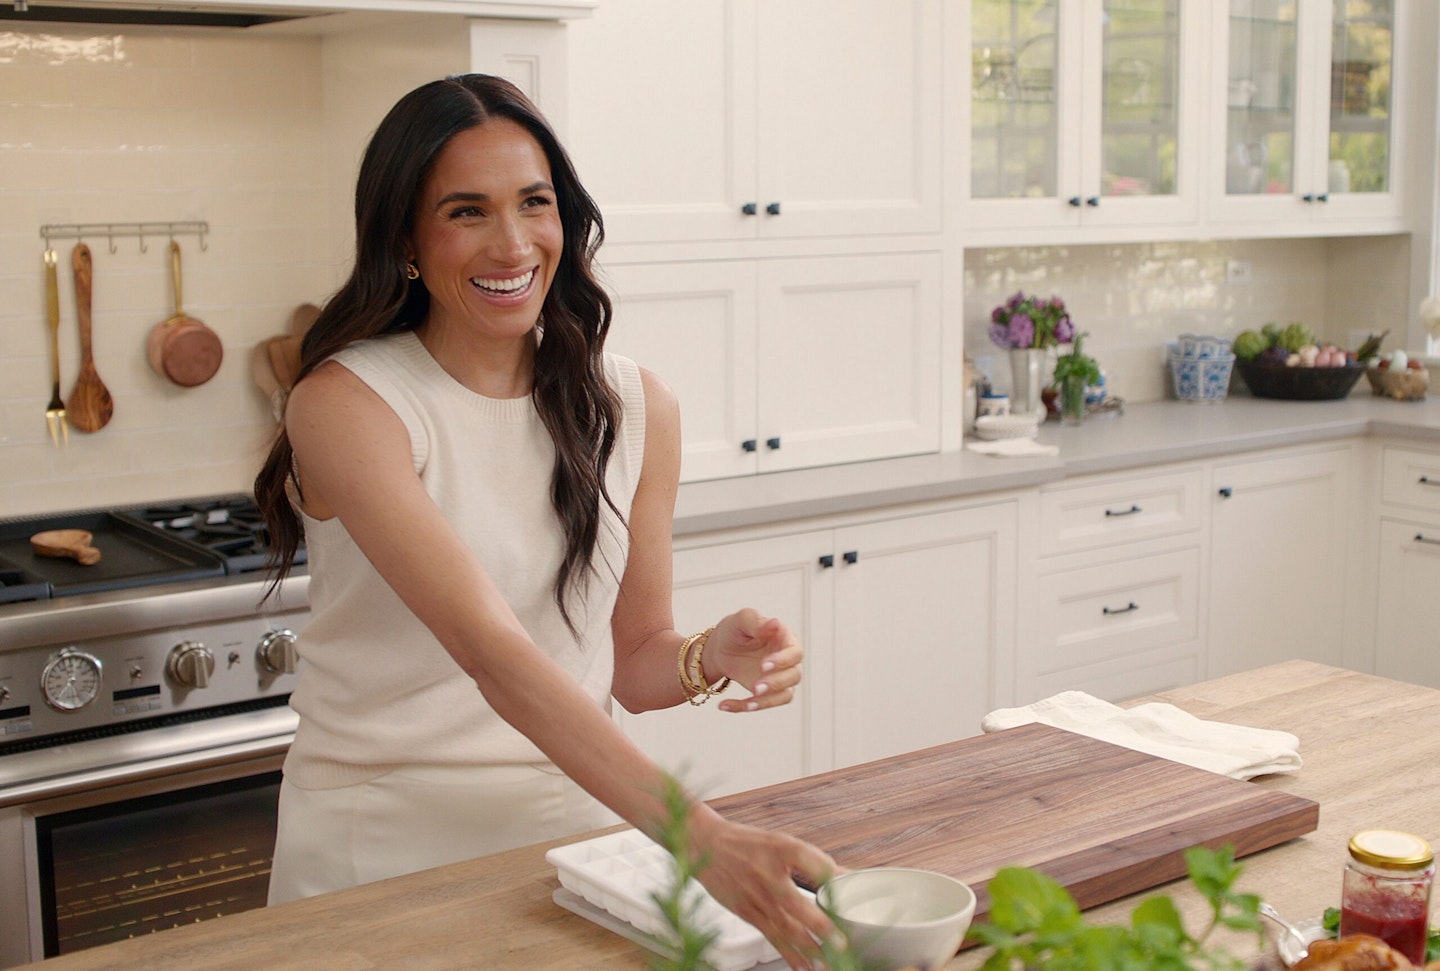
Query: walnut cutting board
711 724 1318 921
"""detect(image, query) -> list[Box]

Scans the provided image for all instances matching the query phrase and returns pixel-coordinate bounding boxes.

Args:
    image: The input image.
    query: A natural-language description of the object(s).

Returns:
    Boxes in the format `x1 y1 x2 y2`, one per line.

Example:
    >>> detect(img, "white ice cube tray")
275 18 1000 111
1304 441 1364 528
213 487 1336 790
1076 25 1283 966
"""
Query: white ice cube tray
545 828 785 971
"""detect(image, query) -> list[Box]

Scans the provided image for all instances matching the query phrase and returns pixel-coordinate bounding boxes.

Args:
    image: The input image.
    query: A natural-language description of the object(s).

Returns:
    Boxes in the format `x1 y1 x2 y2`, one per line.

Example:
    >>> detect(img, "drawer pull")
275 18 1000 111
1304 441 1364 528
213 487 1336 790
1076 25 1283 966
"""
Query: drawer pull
1102 601 1139 616
1418 476 1440 488
1414 535 1440 547
842 550 859 564
741 439 757 452
818 554 835 568
1218 487 1233 498
1104 504 1142 517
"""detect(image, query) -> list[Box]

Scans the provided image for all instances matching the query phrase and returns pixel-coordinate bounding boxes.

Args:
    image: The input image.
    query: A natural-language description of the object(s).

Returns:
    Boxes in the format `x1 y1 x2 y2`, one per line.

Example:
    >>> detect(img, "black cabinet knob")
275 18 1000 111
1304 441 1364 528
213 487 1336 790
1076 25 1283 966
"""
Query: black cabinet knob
1086 196 1100 207
842 550 859 564
818 554 835 568
1317 193 1329 203
741 439 757 452
741 202 758 215
766 202 781 215
1218 486 1233 498
1302 193 1316 203
1068 196 1082 207
766 436 781 450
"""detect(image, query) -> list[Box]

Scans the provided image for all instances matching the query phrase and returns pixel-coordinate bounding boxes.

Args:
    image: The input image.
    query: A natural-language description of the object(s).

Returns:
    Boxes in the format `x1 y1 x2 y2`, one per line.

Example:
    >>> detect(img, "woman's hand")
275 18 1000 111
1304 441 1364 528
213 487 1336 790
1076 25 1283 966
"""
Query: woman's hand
690 810 839 970
708 609 803 713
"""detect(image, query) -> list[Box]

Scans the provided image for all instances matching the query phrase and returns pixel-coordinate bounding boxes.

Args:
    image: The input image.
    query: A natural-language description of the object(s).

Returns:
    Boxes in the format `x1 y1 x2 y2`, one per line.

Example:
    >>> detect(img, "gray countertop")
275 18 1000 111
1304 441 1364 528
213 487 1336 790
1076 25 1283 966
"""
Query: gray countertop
672 392 1440 536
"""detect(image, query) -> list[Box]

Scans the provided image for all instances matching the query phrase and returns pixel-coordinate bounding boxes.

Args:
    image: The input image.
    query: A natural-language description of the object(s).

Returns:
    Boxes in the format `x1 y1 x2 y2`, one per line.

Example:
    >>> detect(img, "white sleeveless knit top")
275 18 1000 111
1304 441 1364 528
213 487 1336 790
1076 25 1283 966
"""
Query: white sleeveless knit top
283 332 646 789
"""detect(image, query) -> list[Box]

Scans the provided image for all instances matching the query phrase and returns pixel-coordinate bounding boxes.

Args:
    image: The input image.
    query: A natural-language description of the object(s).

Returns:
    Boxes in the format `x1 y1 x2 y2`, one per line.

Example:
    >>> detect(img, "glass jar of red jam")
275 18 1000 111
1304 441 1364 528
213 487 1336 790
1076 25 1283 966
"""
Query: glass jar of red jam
1339 829 1434 964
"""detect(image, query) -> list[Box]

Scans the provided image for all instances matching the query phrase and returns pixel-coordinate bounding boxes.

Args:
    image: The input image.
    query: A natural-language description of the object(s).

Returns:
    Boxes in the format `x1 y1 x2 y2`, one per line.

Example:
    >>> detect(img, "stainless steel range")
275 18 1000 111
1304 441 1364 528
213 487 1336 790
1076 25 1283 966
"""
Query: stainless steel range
0 494 308 967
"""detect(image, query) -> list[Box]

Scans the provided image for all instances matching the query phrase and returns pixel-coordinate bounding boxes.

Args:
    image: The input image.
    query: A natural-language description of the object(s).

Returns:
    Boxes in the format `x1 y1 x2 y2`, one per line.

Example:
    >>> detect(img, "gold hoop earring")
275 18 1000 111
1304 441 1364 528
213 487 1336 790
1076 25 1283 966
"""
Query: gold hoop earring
405 262 420 280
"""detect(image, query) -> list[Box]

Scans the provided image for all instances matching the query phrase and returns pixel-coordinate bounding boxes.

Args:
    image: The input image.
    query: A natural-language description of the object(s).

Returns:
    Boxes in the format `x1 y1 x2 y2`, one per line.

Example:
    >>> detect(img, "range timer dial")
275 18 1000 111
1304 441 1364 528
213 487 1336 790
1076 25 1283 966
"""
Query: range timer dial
41 647 103 712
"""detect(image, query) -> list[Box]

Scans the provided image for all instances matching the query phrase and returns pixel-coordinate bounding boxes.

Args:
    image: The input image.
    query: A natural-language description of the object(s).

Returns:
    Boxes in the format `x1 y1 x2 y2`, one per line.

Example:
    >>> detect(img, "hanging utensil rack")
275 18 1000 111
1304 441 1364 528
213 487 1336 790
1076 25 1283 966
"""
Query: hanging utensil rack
40 221 210 254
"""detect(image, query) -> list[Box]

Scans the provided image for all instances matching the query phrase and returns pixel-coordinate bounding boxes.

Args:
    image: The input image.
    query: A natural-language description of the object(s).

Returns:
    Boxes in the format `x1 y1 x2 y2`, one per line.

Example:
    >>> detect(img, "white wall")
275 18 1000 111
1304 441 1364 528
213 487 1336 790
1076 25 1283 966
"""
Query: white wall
0 20 469 518
964 236 1411 405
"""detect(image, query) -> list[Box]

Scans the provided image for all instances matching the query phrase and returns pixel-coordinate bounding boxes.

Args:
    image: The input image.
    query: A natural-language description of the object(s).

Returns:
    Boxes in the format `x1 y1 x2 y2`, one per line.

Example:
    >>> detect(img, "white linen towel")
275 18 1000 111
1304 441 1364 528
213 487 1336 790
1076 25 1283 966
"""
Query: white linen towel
981 690 1301 780
965 438 1060 457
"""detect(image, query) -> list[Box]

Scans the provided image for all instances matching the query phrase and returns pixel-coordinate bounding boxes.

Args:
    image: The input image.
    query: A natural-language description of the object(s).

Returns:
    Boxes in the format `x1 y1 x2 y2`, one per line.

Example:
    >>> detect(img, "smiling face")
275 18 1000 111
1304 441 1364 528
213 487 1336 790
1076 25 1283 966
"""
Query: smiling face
408 117 563 370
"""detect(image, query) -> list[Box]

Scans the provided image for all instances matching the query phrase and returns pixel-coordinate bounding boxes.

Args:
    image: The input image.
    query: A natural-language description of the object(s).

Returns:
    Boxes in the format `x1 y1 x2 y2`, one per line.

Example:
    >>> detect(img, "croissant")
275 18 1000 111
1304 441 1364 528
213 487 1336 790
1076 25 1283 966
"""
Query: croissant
1290 934 1439 971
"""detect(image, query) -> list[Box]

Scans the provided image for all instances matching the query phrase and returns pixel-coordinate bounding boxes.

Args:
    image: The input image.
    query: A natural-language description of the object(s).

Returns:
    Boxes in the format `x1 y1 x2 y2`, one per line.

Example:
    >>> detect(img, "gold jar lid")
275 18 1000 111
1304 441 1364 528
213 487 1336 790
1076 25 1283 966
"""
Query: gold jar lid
1348 830 1435 869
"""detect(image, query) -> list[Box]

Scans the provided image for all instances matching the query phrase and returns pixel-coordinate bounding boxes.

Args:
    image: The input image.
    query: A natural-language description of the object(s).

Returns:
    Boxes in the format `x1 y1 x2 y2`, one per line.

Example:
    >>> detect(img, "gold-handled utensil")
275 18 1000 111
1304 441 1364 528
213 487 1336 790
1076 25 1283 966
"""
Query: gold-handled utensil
43 248 68 446
66 242 114 433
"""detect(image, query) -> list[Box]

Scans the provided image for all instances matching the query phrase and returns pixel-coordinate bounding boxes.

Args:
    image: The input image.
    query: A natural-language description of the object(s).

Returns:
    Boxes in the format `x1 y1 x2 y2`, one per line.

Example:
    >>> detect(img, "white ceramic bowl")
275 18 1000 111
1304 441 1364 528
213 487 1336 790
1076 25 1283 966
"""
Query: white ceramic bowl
818 867 976 971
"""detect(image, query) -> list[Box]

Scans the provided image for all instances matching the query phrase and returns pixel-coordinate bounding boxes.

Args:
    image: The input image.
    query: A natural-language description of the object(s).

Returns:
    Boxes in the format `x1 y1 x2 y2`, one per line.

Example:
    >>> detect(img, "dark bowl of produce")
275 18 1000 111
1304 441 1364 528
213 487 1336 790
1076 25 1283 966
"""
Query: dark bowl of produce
1234 359 1367 400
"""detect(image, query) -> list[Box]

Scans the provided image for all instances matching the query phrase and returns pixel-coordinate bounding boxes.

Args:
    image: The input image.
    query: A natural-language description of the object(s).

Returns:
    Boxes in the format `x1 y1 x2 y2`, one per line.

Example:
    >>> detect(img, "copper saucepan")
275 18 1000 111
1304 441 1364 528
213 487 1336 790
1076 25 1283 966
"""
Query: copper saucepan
147 240 223 387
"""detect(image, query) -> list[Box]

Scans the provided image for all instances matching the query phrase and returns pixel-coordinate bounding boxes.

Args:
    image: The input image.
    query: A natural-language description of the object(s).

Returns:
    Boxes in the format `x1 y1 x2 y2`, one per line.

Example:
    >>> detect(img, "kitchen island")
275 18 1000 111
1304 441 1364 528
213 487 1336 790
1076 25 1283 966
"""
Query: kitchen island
24 660 1440 970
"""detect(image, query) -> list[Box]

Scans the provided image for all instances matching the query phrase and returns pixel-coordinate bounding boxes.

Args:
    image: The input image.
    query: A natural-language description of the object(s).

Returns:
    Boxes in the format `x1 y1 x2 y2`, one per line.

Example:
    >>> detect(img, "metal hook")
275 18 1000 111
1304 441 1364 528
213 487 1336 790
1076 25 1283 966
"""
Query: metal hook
198 229 208 252
107 226 118 255
139 231 148 254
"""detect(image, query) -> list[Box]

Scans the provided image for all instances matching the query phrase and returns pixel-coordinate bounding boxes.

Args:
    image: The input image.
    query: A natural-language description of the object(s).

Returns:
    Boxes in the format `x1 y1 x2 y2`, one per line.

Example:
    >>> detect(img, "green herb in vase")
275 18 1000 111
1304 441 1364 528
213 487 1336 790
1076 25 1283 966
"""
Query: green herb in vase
1052 331 1102 425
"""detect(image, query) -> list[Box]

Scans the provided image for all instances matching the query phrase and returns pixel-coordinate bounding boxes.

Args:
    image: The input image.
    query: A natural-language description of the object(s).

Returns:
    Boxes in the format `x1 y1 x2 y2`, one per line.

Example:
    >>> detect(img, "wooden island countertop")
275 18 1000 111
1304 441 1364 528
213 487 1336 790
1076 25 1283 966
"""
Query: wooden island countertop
25 661 1440 970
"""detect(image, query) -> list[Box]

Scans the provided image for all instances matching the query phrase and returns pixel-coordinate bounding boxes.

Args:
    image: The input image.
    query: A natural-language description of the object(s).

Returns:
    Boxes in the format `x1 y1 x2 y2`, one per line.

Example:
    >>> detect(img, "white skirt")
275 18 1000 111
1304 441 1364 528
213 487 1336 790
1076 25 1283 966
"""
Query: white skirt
267 762 611 905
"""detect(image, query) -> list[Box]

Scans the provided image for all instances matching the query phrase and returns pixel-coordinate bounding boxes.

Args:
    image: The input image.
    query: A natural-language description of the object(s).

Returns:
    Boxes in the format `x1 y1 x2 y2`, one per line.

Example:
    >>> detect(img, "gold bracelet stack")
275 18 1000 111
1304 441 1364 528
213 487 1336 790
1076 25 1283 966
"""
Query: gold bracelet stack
677 627 731 706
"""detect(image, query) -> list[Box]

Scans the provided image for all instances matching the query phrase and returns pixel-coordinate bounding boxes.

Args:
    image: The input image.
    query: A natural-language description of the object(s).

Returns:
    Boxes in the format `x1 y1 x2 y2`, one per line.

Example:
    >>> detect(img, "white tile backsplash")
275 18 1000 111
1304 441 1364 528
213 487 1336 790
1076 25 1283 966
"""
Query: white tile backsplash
964 237 1407 405
0 26 334 517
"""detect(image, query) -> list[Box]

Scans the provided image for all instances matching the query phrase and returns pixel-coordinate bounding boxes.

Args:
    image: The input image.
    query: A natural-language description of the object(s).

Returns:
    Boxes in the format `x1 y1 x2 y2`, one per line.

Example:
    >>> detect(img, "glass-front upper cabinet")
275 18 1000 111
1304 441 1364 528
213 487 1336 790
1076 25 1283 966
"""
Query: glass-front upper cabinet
964 0 1205 239
1208 0 1404 228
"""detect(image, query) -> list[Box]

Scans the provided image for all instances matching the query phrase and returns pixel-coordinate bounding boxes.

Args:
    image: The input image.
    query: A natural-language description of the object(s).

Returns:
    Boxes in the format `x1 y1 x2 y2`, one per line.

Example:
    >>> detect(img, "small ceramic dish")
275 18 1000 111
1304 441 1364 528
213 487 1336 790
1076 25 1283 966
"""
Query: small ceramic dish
1276 916 1330 967
973 413 1041 441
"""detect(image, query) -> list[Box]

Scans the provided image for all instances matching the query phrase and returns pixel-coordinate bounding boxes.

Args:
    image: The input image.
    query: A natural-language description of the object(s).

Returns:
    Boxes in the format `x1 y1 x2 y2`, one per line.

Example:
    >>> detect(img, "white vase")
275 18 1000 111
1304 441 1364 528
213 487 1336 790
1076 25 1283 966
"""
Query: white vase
1009 348 1046 418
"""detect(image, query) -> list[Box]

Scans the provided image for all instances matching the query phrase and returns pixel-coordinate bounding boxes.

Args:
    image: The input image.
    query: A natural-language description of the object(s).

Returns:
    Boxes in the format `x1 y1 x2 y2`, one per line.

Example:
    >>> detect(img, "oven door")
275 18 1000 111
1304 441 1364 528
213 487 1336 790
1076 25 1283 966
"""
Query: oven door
0 746 286 968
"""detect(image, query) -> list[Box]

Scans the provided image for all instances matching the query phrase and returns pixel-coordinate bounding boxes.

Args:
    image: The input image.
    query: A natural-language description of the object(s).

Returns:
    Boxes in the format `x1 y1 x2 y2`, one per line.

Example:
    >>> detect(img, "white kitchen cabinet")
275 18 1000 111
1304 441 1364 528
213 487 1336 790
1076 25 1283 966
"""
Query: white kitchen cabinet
1024 466 1206 704
963 0 1206 239
614 530 832 799
1375 519 1440 689
1371 443 1440 689
1207 444 1354 677
602 253 943 483
1206 0 1407 232
829 503 1018 769
617 499 1019 791
566 0 942 245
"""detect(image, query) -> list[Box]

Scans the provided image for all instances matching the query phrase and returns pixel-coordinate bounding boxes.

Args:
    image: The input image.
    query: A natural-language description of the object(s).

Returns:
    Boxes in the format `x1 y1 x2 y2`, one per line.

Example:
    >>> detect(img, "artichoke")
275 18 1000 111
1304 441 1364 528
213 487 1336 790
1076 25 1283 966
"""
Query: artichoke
1233 330 1268 361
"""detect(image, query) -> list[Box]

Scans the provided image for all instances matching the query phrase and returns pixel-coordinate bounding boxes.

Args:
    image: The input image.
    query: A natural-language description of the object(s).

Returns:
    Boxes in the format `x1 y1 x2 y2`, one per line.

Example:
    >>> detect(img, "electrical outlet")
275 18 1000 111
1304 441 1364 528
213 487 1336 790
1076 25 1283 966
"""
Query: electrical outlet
1226 260 1253 285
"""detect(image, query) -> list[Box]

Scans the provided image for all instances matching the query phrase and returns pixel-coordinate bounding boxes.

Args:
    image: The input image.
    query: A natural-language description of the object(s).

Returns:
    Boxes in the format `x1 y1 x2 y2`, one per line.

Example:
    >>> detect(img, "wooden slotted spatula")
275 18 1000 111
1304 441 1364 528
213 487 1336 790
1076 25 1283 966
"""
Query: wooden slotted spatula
66 243 114 432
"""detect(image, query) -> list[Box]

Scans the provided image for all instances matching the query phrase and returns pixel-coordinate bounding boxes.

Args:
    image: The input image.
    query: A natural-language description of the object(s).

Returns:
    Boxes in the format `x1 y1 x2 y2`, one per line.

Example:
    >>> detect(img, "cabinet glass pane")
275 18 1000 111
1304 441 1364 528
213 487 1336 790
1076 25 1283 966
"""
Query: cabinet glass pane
971 0 1059 199
1329 0 1393 194
1225 0 1298 196
1101 0 1181 197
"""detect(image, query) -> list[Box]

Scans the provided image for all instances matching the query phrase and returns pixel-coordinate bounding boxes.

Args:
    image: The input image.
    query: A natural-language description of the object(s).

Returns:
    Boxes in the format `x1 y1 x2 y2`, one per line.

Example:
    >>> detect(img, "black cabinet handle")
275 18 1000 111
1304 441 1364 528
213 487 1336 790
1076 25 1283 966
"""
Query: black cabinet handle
1218 487 1233 498
1415 535 1440 547
818 554 835 568
1419 476 1440 488
766 436 781 450
1317 193 1329 203
1086 196 1100 207
1068 196 1082 207
1104 504 1142 517
741 439 757 452
766 202 781 215
842 550 859 564
1103 601 1139 616
1302 193 1316 203
741 202 757 215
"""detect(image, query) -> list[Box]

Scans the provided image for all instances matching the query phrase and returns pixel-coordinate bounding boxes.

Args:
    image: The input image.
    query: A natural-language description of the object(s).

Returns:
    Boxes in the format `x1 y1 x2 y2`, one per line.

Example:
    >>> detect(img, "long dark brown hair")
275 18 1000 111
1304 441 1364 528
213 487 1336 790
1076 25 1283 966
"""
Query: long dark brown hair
254 74 622 631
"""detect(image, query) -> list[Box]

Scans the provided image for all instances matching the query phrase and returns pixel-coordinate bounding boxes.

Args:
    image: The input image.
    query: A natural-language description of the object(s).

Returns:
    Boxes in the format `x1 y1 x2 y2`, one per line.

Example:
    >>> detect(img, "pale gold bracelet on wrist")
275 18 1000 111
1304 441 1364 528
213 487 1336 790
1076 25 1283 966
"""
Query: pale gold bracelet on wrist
677 627 730 706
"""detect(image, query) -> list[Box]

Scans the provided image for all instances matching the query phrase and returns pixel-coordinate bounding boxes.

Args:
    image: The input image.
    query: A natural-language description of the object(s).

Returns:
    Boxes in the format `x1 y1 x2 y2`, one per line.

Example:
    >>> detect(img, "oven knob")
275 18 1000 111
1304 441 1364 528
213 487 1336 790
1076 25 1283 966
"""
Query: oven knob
256 629 300 675
166 642 215 689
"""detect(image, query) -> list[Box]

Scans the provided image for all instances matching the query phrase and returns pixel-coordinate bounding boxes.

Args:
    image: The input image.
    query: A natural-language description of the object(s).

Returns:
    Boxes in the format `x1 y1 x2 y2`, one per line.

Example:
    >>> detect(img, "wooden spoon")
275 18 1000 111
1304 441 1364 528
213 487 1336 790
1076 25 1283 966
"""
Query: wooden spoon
66 243 114 432
30 529 102 565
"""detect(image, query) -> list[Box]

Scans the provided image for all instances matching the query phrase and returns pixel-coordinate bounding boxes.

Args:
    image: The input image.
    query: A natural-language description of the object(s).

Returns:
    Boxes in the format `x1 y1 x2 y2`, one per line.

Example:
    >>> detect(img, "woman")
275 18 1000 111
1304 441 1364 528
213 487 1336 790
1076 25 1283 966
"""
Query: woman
253 74 837 968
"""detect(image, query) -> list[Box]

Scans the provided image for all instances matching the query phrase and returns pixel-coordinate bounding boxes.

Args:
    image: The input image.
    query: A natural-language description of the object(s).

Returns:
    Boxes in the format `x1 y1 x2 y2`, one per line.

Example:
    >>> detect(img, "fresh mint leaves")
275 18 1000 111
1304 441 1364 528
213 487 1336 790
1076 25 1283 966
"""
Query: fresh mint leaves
968 845 1264 971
